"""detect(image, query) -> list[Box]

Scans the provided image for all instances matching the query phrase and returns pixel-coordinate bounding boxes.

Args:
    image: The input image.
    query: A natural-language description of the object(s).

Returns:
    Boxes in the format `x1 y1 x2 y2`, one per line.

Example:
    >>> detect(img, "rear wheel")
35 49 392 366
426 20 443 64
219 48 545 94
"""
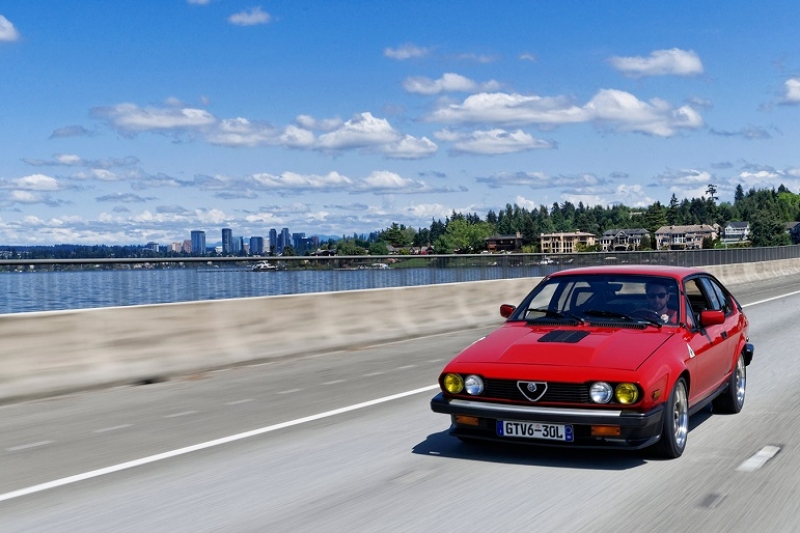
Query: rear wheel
655 378 689 458
712 353 746 414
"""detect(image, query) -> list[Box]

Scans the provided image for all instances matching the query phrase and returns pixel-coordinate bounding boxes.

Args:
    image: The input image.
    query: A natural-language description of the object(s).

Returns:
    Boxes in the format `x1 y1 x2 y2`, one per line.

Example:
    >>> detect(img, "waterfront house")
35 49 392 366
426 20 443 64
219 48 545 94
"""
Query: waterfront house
539 231 597 254
655 224 717 250
600 228 650 251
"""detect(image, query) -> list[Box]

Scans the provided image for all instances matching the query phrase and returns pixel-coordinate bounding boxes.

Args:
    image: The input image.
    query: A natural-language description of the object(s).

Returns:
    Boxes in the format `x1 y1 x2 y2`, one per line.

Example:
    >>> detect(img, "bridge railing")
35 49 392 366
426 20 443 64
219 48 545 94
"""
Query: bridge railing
2 245 799 314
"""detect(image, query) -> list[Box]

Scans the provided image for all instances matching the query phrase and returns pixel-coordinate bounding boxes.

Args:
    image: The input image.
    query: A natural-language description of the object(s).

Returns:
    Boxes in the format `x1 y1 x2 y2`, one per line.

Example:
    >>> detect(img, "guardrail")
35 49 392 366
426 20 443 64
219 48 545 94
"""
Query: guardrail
2 254 799 402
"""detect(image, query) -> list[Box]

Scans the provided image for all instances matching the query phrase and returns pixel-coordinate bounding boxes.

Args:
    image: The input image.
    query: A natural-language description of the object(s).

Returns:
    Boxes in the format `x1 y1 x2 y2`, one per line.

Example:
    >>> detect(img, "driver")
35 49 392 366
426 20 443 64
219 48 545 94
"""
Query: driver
643 281 677 324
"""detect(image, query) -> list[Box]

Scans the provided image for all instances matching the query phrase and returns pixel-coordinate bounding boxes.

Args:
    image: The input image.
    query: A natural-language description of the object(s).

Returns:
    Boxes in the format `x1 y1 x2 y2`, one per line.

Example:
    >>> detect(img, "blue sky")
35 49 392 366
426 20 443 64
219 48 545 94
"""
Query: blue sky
1 1 799 246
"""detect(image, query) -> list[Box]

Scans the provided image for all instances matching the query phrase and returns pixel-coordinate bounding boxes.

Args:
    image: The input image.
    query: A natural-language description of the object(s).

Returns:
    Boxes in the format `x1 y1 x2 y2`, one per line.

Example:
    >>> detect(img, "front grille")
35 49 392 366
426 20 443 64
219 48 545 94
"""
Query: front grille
483 379 590 404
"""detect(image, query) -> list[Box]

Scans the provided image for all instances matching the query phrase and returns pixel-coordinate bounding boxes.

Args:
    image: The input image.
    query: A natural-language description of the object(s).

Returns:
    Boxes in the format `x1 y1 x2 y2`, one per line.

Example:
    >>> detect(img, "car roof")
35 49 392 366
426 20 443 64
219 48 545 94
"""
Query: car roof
547 265 707 281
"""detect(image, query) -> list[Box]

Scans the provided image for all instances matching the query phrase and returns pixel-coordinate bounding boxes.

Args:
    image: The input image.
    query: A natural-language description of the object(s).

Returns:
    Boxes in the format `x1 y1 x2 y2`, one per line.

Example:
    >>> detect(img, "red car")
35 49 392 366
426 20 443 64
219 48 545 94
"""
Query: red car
431 265 753 458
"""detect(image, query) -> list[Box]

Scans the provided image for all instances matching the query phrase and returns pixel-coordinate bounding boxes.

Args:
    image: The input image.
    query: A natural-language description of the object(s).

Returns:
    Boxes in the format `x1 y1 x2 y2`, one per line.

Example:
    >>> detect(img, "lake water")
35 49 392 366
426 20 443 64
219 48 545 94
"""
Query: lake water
0 265 550 314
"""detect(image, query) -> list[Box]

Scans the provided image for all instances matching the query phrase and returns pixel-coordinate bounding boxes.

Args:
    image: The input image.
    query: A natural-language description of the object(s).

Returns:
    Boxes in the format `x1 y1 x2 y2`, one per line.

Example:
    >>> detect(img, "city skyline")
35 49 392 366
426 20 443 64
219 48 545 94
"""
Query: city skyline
1 2 799 246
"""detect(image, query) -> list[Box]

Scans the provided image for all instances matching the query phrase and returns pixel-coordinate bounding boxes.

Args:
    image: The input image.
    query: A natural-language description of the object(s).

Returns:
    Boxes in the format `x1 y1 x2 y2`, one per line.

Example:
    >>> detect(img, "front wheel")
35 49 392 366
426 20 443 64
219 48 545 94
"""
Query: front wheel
712 353 746 414
654 378 689 459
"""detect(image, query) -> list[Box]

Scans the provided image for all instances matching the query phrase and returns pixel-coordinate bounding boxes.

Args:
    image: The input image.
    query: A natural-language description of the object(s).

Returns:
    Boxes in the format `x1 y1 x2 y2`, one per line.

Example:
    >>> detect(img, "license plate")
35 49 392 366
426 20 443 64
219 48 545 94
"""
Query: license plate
497 420 574 442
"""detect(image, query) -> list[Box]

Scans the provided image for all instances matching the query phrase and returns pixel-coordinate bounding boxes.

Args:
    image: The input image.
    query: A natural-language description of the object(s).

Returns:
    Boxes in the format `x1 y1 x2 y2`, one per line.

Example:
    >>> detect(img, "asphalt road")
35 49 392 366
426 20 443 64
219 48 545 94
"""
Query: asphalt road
1 275 800 532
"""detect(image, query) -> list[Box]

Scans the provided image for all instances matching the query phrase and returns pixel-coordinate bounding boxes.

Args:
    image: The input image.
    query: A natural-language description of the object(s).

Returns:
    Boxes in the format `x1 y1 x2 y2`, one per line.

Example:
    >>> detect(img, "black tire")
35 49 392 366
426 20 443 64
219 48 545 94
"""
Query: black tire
712 353 746 414
654 378 689 459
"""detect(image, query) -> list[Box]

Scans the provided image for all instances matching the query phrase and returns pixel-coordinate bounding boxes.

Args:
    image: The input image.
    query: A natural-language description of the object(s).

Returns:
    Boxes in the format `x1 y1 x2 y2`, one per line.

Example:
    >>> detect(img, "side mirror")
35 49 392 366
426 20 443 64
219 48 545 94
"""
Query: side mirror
699 309 725 327
500 304 516 318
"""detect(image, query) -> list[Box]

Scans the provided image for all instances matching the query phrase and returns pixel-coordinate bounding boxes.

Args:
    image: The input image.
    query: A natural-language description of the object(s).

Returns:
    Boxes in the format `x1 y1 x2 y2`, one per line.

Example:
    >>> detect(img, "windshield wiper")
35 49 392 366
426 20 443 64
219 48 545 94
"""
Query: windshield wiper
527 307 585 325
583 309 662 328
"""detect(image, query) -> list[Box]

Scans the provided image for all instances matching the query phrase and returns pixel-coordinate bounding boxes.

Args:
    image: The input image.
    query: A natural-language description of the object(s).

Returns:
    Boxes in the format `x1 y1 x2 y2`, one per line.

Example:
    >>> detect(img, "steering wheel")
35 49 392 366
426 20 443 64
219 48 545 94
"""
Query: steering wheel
631 308 663 322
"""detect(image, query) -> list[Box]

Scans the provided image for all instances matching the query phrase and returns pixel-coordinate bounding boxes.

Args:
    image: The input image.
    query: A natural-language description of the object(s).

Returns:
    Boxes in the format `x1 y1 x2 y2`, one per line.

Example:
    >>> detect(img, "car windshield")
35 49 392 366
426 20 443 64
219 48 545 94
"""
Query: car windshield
515 274 680 326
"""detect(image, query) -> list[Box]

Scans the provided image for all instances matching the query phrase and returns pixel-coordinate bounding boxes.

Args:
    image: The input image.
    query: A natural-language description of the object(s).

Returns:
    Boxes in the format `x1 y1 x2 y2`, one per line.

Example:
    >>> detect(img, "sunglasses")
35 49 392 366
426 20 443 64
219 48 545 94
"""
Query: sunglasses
646 292 667 299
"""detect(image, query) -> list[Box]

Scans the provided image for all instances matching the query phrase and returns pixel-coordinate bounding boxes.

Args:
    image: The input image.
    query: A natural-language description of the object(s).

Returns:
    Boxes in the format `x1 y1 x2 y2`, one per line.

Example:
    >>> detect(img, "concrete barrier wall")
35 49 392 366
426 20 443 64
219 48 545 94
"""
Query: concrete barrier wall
1 258 799 402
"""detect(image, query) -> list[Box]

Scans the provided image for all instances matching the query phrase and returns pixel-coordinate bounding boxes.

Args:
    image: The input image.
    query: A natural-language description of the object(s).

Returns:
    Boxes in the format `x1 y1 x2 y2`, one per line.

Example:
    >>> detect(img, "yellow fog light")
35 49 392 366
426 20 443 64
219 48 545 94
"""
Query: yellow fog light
615 383 640 404
443 373 464 394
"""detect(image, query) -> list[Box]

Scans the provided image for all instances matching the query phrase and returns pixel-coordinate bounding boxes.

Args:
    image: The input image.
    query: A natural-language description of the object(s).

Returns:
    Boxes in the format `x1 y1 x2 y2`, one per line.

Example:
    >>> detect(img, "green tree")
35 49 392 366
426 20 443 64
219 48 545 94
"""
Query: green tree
437 219 495 253
369 241 389 255
750 211 791 247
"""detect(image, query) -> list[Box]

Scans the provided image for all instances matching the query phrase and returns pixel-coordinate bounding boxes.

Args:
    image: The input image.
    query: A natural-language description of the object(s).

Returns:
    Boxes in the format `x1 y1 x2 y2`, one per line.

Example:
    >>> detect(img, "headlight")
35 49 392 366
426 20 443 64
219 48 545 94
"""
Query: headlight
615 383 640 404
443 373 464 394
464 375 484 395
589 382 613 404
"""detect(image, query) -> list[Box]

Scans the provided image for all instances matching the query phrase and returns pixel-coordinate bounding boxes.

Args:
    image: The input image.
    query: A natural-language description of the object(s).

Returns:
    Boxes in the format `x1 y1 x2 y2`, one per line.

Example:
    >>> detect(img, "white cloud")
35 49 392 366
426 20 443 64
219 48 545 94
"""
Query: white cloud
295 115 343 131
194 208 229 224
280 125 316 148
586 89 704 136
654 169 713 187
782 77 800 104
514 195 538 210
418 88 696 139
356 171 435 194
0 15 20 42
384 44 429 60
249 171 354 192
403 73 500 95
457 53 497 64
187 0 211 4
10 174 62 191
407 203 450 219
609 48 704 77
427 92 587 127
519 53 537 62
207 117 277 146
378 135 438 159
317 112 400 150
442 128 555 155
10 190 42 203
477 171 605 191
94 103 217 132
612 184 655 207
228 7 271 26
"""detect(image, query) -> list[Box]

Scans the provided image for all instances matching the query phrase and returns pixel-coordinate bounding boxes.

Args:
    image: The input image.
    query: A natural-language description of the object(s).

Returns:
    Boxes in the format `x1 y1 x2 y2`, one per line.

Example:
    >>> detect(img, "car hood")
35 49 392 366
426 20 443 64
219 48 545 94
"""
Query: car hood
455 325 674 371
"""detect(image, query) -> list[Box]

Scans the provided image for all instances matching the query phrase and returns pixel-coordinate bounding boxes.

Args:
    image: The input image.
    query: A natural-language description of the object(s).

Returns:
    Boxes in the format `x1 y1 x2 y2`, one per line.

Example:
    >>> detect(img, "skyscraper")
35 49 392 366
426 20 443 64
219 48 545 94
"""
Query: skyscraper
222 228 233 255
190 230 206 255
269 228 277 254
250 236 265 255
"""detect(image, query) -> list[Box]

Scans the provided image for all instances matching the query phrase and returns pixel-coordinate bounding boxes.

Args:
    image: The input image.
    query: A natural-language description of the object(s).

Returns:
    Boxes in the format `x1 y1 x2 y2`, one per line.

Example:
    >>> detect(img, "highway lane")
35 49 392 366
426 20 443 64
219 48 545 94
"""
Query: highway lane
1 275 800 531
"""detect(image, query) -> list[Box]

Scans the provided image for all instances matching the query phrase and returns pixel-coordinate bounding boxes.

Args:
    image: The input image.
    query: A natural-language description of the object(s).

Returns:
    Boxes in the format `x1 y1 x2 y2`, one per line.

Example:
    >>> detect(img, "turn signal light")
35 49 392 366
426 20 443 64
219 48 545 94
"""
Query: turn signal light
591 425 621 437
455 415 480 426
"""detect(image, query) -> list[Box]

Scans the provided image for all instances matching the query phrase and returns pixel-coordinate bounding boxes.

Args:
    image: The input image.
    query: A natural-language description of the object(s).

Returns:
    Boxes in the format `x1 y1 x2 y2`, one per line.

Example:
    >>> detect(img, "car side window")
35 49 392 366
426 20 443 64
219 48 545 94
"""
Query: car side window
706 278 732 314
698 277 723 312
684 278 709 319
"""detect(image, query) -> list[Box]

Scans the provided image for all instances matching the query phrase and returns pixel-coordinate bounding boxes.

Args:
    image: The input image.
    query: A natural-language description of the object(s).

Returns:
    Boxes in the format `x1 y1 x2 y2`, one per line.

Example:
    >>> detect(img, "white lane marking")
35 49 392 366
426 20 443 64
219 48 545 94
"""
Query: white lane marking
163 411 197 418
276 389 302 395
742 289 800 308
225 399 253 406
397 365 417 370
322 380 345 385
736 446 781 472
93 425 132 433
0 385 439 503
364 371 384 377
6 441 54 452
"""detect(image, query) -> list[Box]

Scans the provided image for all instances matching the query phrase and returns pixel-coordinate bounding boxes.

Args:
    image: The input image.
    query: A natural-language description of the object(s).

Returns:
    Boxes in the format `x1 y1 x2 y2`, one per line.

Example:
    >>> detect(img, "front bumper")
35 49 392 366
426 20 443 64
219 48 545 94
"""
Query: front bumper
430 393 665 450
